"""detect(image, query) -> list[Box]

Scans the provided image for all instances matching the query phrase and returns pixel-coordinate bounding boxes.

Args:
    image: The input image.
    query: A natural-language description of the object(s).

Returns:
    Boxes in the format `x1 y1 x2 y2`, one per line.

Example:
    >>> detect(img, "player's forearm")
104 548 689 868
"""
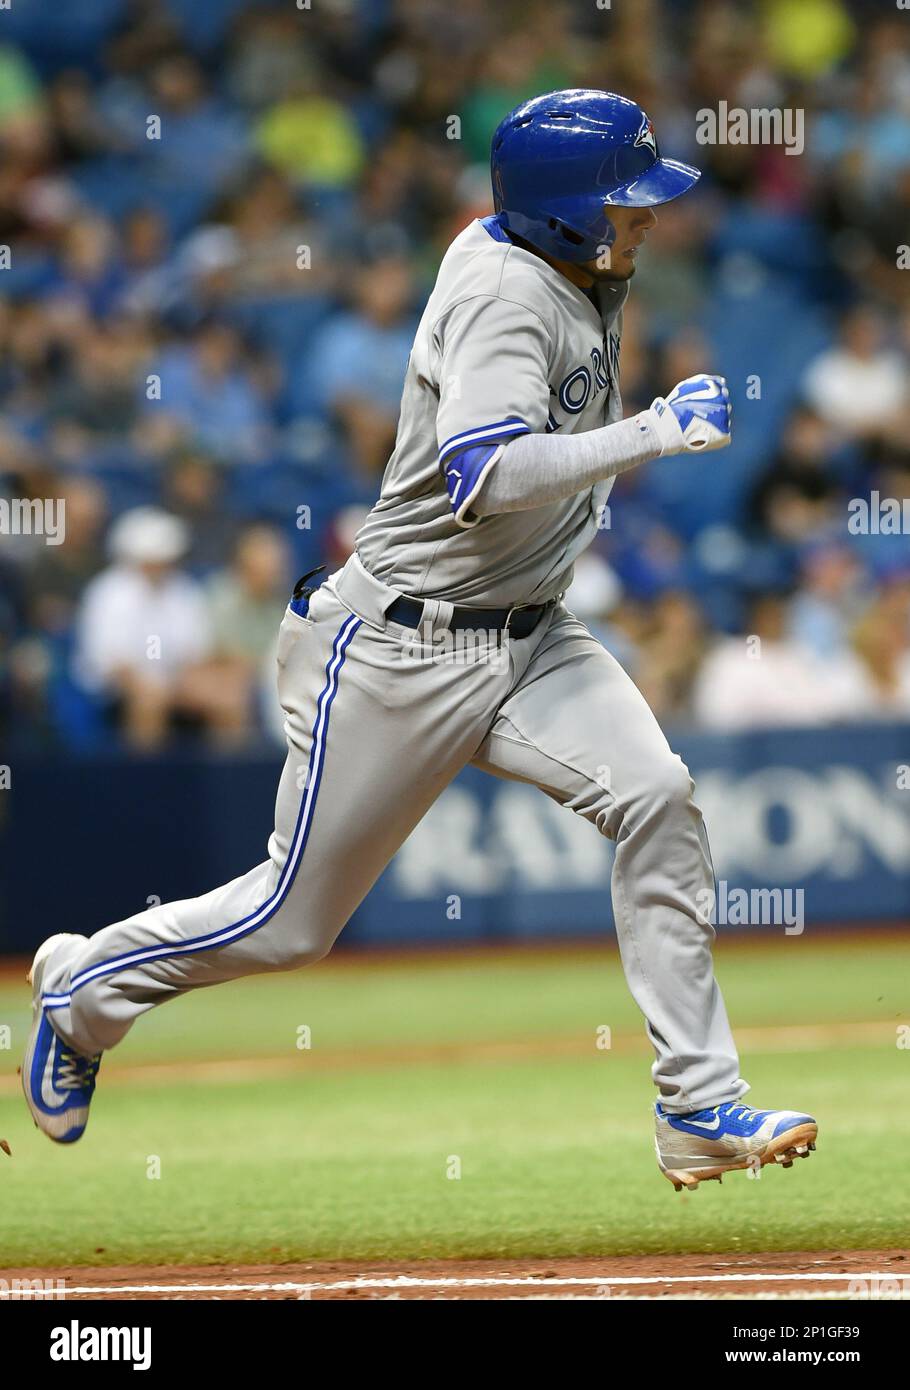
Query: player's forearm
470 411 663 517
470 373 733 518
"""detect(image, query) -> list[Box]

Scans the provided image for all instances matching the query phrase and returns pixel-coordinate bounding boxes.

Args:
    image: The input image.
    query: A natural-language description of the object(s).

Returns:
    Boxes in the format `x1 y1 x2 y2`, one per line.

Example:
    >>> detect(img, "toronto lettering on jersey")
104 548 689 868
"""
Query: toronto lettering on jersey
549 332 620 426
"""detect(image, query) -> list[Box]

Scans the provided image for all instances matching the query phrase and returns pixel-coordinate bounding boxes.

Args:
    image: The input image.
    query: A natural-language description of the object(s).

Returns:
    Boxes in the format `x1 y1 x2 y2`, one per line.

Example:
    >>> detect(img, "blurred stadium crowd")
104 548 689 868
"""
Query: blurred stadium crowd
0 0 909 750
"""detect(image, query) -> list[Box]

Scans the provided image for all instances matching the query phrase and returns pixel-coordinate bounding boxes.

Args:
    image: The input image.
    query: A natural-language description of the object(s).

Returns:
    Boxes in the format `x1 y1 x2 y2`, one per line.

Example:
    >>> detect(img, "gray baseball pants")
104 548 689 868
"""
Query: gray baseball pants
42 552 748 1112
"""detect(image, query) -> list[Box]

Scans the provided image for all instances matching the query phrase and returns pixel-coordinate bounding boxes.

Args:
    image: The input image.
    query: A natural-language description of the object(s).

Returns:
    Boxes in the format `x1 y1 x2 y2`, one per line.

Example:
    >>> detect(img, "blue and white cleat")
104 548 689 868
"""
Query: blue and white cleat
655 1101 817 1191
22 934 101 1144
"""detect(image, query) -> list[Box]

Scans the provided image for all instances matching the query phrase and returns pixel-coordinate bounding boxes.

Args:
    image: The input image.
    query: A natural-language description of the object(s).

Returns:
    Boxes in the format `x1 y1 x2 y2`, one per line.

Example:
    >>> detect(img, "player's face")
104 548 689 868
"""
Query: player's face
583 204 659 283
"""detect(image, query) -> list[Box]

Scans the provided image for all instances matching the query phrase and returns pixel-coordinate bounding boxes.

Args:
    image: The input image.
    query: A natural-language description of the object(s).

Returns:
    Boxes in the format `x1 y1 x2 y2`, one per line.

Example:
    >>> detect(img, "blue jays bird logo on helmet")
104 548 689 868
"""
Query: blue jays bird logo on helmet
634 114 657 155
490 89 701 264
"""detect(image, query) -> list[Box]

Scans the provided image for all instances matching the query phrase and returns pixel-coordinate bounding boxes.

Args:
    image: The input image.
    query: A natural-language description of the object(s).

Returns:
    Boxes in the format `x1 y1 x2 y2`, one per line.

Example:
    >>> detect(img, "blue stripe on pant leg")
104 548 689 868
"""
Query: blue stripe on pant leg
43 612 362 1006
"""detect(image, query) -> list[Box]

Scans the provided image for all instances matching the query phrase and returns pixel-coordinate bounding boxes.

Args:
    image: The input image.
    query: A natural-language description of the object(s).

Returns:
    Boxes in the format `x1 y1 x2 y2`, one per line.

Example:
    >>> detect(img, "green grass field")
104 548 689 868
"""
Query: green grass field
0 934 907 1267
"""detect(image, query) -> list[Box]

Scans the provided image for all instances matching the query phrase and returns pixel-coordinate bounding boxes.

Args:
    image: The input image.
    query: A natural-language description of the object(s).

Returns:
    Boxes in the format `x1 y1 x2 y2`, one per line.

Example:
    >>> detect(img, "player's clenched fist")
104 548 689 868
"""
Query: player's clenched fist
647 373 732 455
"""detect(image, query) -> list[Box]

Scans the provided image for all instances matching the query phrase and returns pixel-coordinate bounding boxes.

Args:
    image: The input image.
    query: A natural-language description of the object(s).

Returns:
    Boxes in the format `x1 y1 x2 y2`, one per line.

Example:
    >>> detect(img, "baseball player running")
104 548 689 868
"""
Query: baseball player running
24 91 817 1191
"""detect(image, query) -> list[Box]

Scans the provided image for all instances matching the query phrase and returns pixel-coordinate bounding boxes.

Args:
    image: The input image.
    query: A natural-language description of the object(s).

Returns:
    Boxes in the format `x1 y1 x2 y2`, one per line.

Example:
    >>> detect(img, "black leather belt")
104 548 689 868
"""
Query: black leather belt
386 594 552 639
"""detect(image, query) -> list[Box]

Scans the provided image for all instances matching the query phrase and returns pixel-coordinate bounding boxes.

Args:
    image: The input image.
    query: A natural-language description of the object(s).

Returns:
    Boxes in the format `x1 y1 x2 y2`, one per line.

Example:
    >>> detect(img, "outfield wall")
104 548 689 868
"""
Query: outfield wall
1 723 907 953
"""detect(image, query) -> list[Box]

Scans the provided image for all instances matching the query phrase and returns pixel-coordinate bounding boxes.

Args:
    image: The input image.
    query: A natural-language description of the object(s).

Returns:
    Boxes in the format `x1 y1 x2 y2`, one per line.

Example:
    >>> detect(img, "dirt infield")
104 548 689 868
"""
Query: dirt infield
1 1250 906 1300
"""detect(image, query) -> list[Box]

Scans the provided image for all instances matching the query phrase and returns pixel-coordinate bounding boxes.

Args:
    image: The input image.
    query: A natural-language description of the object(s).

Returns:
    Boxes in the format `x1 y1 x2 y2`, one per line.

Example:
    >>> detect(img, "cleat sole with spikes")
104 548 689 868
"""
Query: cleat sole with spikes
659 1121 818 1191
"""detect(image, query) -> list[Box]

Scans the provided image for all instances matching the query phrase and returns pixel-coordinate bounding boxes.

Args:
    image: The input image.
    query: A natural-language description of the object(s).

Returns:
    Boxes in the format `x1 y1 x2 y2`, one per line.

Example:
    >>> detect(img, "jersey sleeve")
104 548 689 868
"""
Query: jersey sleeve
434 295 551 528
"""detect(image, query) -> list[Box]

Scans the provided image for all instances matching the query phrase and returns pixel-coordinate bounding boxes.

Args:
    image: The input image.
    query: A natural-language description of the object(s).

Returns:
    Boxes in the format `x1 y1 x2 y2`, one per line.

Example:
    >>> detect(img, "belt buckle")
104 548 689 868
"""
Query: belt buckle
504 603 532 634
505 599 550 636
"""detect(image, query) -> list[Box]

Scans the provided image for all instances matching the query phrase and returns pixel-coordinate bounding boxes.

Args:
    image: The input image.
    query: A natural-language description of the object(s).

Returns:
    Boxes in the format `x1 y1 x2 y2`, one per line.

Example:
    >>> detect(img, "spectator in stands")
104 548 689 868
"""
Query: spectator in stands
73 506 219 748
340 128 454 262
848 578 910 717
46 68 119 163
41 214 125 319
657 326 720 406
226 7 311 115
692 591 863 729
762 0 856 81
3 474 107 740
811 14 910 203
850 443 910 574
208 523 289 664
461 21 572 163
842 164 910 308
165 224 244 324
749 405 843 546
0 40 47 164
566 550 647 677
160 165 334 321
255 75 364 190
802 305 909 441
566 550 622 635
219 166 333 296
140 319 273 464
323 503 371 573
636 589 709 725
304 253 417 476
160 447 238 574
24 474 107 639
144 52 250 196
206 522 291 736
45 319 142 449
116 205 174 316
788 540 866 662
627 197 708 337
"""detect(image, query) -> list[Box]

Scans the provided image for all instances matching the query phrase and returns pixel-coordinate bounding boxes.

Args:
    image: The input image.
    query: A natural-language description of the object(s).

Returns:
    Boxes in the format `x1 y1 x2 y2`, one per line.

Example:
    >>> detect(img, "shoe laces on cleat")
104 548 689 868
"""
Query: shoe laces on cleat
682 1101 744 1122
715 1102 750 1121
57 1049 101 1091
682 1101 765 1125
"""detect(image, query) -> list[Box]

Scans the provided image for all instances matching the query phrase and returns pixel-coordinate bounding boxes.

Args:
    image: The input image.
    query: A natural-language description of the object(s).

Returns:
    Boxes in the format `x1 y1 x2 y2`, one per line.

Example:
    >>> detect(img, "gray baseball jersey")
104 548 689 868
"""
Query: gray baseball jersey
355 216 628 606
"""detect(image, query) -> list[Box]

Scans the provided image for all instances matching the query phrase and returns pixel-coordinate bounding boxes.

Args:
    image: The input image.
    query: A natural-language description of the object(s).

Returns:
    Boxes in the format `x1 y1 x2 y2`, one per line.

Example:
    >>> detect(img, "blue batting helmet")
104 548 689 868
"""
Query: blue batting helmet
491 89 701 264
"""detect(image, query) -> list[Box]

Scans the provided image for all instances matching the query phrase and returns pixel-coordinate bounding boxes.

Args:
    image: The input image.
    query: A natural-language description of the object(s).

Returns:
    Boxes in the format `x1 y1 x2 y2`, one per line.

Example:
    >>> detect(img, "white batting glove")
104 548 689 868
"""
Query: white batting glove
647 373 732 455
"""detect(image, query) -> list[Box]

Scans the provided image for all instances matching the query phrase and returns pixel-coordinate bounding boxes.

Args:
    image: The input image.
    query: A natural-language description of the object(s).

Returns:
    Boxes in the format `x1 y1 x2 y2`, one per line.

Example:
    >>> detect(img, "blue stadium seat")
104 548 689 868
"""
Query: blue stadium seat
0 251 56 300
143 180 222 240
1 0 126 74
79 458 160 517
223 457 354 524
228 295 337 387
70 159 221 238
46 633 109 750
708 206 838 300
69 158 153 223
163 0 258 54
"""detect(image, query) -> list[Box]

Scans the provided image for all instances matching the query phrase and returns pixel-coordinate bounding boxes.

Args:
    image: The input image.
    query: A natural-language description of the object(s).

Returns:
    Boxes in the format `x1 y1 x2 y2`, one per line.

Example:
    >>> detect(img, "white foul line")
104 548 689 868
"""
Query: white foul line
5 1270 903 1296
